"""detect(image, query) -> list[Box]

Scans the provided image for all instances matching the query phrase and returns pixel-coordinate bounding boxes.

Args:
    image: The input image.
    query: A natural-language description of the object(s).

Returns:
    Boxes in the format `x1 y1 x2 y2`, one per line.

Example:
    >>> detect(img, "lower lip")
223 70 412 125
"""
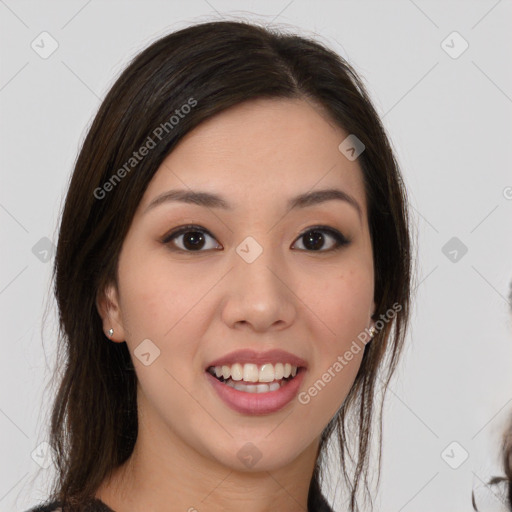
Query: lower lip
205 369 306 415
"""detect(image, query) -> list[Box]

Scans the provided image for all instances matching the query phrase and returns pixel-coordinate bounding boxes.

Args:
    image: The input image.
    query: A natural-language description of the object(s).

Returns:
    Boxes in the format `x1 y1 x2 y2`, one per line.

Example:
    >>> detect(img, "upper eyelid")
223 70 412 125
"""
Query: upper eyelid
161 224 349 247
162 224 341 238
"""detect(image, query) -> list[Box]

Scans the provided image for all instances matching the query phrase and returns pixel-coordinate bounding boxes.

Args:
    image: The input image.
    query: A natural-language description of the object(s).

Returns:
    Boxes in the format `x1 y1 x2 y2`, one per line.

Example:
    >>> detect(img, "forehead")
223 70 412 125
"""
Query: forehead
141 98 367 216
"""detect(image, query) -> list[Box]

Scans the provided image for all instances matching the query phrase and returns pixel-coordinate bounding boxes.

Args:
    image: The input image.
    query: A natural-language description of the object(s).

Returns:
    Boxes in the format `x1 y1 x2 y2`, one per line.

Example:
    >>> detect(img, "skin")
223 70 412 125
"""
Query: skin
95 98 376 512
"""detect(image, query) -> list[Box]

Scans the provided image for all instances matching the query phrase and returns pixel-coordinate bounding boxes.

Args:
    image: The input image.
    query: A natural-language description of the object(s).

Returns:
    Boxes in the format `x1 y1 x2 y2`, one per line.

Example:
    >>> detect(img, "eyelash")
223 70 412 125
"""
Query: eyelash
161 224 350 253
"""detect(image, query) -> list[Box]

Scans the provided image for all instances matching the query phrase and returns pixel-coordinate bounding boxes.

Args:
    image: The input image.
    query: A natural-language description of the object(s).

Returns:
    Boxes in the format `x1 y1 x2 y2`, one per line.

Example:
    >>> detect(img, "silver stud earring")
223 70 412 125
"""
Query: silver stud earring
369 326 377 338
108 328 114 337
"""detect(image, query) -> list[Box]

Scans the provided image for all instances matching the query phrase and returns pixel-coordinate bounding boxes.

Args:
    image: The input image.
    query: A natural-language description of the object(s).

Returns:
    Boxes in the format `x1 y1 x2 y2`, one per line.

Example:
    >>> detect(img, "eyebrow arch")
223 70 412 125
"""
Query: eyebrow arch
144 188 362 221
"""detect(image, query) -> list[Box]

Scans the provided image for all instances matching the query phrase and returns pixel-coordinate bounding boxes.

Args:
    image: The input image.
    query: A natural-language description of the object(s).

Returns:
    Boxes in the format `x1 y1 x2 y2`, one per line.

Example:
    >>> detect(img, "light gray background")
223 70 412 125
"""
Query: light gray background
1 1 511 511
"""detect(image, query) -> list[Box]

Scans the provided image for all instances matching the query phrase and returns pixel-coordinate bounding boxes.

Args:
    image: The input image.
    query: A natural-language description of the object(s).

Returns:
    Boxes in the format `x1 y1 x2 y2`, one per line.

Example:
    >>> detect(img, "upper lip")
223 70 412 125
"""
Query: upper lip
205 349 307 370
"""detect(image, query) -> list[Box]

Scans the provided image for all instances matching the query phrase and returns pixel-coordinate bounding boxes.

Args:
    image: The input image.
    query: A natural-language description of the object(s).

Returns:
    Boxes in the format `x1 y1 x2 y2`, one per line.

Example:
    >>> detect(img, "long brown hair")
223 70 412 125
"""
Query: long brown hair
43 20 412 511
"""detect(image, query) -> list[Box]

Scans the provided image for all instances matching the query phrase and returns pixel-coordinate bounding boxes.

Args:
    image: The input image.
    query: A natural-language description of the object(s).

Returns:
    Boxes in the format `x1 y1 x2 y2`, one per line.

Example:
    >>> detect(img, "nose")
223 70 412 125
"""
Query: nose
220 243 297 333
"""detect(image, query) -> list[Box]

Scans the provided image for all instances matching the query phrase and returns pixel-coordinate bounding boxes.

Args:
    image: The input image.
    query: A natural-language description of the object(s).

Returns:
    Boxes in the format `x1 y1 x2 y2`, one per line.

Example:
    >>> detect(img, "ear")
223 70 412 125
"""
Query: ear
96 282 126 343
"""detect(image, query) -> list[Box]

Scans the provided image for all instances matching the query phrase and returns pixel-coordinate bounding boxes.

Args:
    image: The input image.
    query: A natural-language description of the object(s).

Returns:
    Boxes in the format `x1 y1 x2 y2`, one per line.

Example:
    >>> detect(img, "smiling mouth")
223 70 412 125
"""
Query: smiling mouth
206 366 305 393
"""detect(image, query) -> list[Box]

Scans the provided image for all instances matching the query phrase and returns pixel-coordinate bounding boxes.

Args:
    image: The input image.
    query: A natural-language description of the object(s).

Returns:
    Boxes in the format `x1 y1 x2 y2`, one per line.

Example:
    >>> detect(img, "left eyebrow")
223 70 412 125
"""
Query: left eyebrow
144 187 362 223
287 189 362 223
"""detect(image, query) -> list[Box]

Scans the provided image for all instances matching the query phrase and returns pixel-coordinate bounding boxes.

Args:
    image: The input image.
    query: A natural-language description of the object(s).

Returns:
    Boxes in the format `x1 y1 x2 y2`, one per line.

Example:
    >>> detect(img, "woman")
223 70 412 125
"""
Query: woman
26 19 412 512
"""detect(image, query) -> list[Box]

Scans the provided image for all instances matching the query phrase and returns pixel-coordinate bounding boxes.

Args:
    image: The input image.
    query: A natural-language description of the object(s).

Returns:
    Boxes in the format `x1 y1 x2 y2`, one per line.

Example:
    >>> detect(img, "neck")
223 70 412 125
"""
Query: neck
96 401 320 512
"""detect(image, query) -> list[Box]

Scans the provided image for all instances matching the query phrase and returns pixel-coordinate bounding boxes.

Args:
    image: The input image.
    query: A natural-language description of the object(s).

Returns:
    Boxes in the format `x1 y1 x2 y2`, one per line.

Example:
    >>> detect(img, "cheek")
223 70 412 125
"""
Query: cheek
297 266 371 424
116 250 209 398
117 246 209 340
306 264 373 345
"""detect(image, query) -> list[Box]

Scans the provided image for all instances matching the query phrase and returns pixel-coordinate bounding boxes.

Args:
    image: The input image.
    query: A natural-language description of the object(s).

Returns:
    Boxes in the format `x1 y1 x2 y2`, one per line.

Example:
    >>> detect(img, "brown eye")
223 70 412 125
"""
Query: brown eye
292 226 350 252
162 225 221 252
162 224 350 253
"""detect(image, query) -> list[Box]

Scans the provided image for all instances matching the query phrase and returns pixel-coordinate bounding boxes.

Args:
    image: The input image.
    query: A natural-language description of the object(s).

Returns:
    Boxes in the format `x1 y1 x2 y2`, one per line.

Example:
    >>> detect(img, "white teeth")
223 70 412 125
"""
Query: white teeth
231 363 243 381
259 363 274 382
209 362 299 383
226 380 282 393
243 363 259 382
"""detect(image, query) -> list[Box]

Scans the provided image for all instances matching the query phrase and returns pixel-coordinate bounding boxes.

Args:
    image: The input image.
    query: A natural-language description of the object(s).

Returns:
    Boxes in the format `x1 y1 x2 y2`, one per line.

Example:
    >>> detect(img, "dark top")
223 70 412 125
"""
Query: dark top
25 498 114 512
26 493 334 511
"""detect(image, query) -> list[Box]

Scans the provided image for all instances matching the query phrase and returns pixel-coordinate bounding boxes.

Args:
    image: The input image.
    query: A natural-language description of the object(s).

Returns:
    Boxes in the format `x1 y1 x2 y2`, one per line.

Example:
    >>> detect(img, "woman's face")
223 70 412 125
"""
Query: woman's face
101 98 375 474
